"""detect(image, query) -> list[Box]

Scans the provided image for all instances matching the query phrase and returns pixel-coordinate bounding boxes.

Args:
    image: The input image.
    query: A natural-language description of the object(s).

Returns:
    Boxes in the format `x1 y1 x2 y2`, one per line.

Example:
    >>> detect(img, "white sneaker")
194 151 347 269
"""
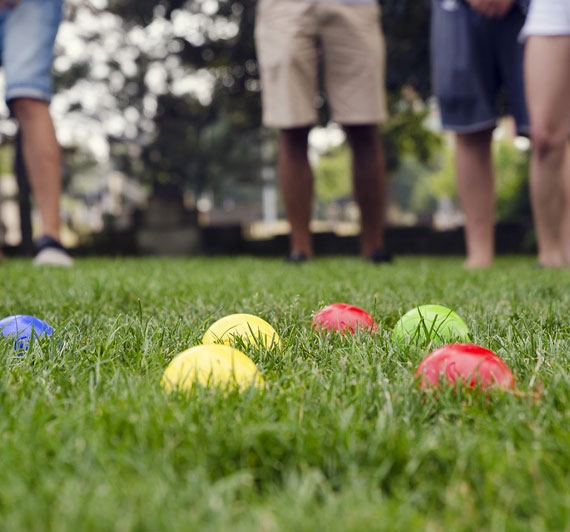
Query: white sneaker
33 236 74 267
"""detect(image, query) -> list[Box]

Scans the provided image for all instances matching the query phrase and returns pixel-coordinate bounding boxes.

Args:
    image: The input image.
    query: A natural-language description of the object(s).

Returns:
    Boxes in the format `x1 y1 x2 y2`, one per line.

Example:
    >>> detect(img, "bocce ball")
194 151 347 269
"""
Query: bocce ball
312 303 377 334
202 313 281 349
393 304 469 345
415 343 515 390
161 344 264 394
0 314 53 353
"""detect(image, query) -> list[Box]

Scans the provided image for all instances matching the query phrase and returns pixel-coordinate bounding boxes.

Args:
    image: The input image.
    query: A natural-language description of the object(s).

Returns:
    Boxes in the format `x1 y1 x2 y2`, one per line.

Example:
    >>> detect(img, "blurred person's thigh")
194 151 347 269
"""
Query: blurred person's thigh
522 0 570 138
431 0 526 134
525 36 570 152
2 0 63 105
318 2 386 126
255 0 319 128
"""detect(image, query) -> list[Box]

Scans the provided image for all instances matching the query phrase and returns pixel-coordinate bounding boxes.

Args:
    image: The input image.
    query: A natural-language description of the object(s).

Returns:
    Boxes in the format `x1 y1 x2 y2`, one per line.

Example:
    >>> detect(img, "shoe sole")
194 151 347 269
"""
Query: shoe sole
34 248 74 267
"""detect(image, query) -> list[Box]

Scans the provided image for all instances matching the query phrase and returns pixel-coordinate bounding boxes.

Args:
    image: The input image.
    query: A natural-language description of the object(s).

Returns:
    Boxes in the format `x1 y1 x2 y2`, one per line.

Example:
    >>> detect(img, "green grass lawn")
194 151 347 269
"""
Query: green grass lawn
1 256 570 531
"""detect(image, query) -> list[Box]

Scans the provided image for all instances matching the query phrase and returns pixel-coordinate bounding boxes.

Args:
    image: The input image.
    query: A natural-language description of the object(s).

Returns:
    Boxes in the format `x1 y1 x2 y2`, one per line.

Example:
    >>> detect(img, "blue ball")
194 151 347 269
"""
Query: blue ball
0 315 53 353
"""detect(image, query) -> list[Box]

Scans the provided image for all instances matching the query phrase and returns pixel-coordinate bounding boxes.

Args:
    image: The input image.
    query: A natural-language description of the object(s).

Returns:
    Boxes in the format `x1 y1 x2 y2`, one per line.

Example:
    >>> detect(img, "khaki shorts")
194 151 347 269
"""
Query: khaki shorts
254 0 387 129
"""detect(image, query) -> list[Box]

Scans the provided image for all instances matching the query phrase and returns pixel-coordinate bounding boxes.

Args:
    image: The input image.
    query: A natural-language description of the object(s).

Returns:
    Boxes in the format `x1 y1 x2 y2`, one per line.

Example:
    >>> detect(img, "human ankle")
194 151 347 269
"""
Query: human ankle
465 254 493 269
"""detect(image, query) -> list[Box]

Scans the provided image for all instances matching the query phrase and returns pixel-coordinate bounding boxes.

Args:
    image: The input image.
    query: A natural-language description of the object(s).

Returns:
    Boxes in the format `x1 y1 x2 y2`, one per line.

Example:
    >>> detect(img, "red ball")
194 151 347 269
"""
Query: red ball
415 343 515 390
312 303 377 334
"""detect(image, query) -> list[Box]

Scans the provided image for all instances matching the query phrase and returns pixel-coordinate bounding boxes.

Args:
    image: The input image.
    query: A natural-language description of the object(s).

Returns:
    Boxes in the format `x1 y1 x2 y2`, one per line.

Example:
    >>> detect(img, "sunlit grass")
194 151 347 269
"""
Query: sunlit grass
1 256 569 531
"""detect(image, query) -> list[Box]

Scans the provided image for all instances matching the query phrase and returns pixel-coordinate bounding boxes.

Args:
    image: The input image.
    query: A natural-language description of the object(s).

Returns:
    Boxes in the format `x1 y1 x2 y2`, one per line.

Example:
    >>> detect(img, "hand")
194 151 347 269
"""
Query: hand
466 0 515 18
0 0 20 11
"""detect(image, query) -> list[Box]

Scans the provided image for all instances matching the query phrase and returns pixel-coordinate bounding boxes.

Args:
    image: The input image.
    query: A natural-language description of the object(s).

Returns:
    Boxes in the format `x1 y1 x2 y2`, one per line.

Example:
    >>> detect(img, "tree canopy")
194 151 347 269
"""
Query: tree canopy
46 0 435 198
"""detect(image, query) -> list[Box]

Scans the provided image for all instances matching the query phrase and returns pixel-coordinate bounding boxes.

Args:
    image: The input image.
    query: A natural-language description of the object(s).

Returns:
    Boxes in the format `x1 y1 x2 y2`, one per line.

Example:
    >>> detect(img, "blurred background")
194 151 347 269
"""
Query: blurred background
0 0 533 257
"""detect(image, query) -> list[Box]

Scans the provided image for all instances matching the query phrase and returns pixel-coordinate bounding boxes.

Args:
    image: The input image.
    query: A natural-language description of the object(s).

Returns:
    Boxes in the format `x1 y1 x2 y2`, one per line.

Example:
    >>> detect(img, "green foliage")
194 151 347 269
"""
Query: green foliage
314 144 352 203
495 141 531 221
409 139 531 221
0 257 569 529
382 94 442 174
0 144 14 175
138 94 262 194
102 0 435 194
411 144 456 213
390 155 433 212
100 0 263 193
381 0 432 97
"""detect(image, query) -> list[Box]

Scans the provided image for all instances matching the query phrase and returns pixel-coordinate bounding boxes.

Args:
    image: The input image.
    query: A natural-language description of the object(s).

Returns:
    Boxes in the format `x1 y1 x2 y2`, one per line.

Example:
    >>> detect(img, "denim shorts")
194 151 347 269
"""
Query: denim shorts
0 0 63 104
431 0 529 135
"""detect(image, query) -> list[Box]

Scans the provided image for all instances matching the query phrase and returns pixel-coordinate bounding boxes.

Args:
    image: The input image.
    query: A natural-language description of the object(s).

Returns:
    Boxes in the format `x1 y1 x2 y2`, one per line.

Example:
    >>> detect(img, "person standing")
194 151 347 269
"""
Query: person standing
522 0 570 268
431 0 529 268
0 0 72 266
254 0 391 262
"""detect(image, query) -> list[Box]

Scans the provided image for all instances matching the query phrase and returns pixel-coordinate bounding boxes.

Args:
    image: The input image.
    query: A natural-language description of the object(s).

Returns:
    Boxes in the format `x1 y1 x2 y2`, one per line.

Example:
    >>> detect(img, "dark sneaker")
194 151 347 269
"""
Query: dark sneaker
286 251 309 263
369 248 393 264
34 235 73 267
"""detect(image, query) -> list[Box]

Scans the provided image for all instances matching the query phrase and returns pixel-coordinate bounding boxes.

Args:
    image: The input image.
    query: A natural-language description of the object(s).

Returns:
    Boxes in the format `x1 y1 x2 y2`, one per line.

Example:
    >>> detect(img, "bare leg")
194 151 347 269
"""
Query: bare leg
344 125 386 257
560 144 570 264
12 98 62 241
278 127 313 257
455 129 495 268
525 36 570 267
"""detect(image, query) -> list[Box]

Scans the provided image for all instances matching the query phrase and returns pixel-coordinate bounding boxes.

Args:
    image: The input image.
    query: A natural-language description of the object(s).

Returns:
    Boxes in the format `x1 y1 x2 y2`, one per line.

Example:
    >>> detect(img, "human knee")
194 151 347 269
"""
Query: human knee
530 122 567 159
280 128 310 153
456 129 493 149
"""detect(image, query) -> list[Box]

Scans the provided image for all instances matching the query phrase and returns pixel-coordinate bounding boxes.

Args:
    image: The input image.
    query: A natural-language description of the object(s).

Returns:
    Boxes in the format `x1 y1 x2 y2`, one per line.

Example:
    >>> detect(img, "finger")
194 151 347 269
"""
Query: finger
478 6 496 17
493 0 515 17
490 6 506 17
472 2 495 17
496 5 511 17
485 3 502 17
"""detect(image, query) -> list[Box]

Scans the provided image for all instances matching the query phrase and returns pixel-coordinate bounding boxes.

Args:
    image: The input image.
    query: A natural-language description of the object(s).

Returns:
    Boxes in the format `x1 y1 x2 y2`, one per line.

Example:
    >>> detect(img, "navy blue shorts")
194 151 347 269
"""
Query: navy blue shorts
431 0 529 135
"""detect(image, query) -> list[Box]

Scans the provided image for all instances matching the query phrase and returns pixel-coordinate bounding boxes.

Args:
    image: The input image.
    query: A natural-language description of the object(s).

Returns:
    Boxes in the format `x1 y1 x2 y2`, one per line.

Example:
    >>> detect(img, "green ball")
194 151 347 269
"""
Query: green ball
392 304 469 345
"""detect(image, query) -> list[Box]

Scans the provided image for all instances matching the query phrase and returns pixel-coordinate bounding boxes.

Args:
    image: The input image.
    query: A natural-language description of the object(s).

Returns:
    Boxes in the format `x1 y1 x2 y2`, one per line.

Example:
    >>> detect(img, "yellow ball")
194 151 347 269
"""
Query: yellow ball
202 313 281 349
161 344 264 394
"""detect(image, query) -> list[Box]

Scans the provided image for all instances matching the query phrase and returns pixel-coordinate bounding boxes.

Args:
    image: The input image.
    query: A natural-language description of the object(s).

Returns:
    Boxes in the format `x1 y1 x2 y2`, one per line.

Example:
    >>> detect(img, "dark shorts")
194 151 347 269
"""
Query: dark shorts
431 0 529 135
